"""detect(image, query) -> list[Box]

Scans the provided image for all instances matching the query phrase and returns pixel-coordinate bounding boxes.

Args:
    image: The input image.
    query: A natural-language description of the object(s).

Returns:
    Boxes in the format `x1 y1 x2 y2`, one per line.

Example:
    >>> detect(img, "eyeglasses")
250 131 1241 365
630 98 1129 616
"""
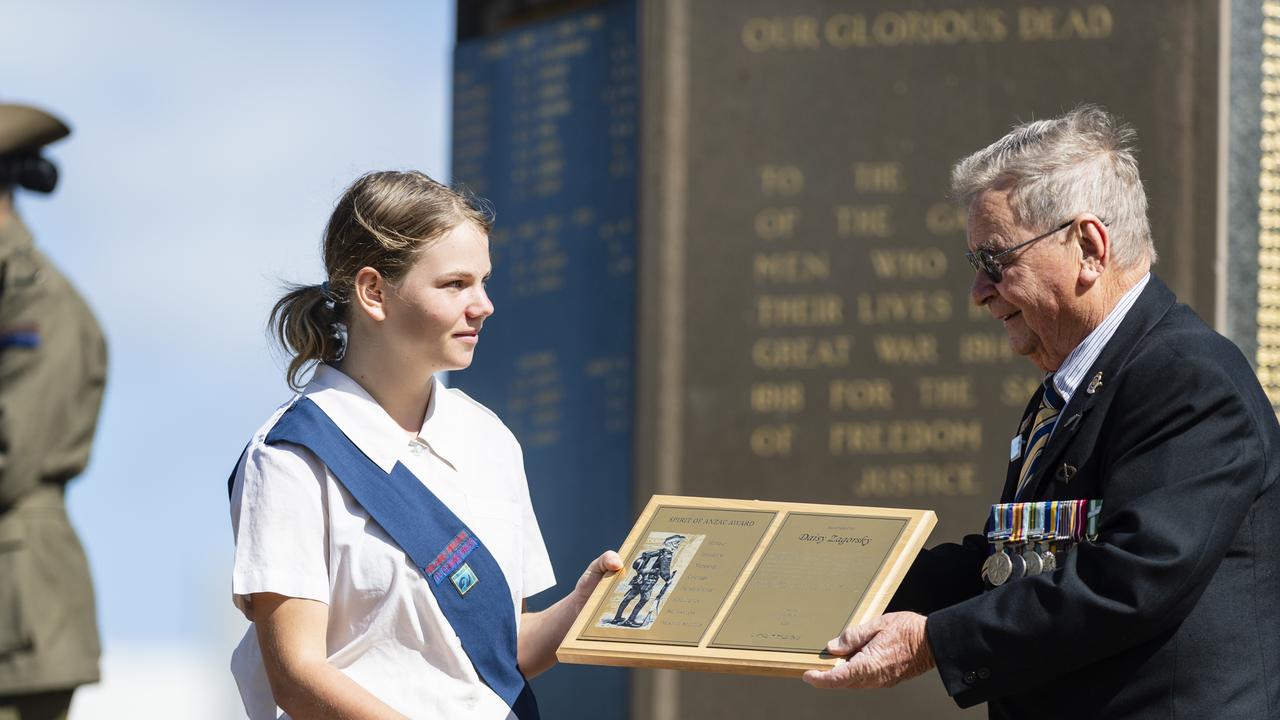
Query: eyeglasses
965 220 1073 284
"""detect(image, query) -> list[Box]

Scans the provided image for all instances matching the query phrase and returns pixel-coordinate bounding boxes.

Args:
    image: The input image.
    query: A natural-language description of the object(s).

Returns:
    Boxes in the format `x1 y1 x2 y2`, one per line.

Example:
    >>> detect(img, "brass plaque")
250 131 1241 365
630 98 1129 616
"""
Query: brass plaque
580 506 776 646
710 513 908 652
558 495 934 676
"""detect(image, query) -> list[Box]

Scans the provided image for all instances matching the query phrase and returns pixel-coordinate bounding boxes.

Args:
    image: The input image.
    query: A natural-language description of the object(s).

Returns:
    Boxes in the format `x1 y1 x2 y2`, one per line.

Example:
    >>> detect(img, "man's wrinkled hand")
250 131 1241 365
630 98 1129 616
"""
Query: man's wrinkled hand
802 612 935 689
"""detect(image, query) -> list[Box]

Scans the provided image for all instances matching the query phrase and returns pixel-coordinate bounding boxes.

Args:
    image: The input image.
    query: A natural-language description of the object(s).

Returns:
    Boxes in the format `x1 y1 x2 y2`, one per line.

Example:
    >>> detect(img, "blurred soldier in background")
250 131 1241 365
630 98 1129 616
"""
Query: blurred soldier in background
0 103 106 720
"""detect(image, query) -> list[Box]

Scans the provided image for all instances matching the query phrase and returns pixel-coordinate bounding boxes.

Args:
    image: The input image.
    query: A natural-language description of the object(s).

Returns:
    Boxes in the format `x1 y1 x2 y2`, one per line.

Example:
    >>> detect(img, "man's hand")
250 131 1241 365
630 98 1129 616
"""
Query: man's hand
802 612 935 689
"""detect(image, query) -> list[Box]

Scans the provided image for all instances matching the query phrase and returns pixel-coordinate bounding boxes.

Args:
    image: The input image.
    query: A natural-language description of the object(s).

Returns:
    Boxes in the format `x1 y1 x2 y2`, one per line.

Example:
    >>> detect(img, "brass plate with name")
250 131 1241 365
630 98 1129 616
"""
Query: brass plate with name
557 495 935 676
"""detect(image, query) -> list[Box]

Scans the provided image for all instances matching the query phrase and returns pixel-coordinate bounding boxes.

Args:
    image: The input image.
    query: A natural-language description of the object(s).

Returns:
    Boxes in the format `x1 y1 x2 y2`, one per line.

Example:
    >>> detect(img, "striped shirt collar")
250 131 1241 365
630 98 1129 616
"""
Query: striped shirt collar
1052 272 1150 405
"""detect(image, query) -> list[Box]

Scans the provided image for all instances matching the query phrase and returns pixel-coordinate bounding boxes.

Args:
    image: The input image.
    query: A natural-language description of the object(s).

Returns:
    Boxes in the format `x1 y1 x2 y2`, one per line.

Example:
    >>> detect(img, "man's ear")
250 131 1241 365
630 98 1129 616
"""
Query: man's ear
1076 214 1108 286
352 266 389 322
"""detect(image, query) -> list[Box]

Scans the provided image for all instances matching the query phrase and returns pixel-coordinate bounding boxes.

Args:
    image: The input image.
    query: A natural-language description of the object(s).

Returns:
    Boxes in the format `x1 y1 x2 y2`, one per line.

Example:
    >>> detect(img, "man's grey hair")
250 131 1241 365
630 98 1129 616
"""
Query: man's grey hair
950 104 1156 269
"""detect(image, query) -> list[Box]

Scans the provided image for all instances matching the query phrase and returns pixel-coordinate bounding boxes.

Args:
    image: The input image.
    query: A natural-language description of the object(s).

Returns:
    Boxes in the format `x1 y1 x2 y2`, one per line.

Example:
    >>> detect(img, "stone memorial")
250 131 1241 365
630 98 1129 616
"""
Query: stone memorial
453 0 1271 717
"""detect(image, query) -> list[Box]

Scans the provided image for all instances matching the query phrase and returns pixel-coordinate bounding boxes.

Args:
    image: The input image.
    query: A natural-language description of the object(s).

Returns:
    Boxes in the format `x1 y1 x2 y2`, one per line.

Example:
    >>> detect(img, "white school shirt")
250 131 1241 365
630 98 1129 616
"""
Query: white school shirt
229 365 556 720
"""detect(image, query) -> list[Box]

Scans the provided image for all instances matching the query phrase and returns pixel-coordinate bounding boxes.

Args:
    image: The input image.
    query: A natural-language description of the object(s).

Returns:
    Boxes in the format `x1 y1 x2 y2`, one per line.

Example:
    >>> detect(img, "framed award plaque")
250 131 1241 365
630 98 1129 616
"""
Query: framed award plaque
556 495 936 677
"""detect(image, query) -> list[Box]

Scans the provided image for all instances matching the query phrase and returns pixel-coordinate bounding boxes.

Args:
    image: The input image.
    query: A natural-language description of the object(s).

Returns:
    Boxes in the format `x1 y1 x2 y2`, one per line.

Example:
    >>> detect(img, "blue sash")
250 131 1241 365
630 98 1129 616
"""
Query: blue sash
256 397 539 719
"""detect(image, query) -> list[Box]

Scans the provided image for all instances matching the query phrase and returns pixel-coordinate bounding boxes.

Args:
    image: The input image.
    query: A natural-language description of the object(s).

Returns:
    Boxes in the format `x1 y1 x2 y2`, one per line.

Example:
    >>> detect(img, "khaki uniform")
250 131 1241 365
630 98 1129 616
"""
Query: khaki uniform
0 213 105 695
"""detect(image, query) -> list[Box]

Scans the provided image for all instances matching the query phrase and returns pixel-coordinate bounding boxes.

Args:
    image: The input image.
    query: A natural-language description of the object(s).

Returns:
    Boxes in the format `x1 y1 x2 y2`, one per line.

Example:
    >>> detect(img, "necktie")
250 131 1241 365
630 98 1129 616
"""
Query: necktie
1015 376 1064 499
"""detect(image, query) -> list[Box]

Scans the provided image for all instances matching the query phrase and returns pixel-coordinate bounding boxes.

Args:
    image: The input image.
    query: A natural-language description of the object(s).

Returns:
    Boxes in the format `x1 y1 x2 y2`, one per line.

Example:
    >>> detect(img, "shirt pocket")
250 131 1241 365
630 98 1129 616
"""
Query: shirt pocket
466 498 524 594
0 518 33 655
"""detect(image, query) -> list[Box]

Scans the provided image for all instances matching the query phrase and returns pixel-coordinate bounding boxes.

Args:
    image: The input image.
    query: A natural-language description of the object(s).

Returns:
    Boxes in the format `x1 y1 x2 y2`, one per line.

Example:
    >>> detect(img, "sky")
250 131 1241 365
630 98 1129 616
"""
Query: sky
1 2 455 715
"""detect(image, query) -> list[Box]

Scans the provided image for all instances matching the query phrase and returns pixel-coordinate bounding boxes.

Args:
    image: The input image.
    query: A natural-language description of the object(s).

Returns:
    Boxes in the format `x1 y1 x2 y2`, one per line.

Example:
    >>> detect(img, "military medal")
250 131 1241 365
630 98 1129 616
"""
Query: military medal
985 499 1105 584
1037 543 1055 572
1023 546 1043 576
983 504 1014 586
1086 499 1103 541
1038 501 1058 572
1008 550 1026 579
1022 502 1044 576
983 543 1013 586
1008 503 1028 579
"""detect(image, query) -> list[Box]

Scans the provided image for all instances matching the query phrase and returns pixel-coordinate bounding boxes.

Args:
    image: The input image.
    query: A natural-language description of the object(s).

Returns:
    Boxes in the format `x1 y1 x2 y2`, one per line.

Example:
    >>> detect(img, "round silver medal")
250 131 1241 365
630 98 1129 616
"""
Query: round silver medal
983 552 1012 586
1040 545 1057 572
1022 547 1043 576
1009 552 1026 580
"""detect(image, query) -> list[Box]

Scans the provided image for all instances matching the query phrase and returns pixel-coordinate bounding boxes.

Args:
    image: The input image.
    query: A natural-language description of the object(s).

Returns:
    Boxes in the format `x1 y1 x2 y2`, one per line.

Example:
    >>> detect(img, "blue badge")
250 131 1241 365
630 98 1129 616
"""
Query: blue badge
0 326 40 350
451 563 479 597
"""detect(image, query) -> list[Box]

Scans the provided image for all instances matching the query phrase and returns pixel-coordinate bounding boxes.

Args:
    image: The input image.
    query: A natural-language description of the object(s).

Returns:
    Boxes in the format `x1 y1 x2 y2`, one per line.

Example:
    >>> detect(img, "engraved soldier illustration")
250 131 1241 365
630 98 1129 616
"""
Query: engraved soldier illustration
608 534 684 628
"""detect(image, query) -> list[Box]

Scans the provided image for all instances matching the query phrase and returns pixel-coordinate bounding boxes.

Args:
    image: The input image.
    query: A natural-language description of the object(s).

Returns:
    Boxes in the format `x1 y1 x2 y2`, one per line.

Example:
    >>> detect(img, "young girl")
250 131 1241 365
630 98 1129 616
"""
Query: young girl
229 171 620 719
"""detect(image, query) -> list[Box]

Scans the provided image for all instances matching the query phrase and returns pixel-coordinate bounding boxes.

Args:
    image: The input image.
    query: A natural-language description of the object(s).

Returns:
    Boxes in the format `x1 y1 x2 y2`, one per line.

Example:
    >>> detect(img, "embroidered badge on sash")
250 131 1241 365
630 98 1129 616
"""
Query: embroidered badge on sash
451 563 479 596
424 530 479 585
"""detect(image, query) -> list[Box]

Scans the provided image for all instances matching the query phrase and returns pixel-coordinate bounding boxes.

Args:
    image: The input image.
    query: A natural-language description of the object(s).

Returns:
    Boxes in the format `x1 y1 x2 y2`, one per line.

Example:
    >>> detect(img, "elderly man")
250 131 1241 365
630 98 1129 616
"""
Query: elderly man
804 105 1280 718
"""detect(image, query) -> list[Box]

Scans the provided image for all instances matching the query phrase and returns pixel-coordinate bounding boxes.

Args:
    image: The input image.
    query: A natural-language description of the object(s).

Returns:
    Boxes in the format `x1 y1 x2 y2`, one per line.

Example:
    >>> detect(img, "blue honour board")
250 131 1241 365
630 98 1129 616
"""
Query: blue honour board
451 2 638 718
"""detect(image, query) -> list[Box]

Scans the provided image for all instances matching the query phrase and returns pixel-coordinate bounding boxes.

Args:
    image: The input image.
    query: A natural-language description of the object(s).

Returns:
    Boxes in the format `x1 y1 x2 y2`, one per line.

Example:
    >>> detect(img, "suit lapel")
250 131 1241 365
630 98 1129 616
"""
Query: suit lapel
1017 275 1177 500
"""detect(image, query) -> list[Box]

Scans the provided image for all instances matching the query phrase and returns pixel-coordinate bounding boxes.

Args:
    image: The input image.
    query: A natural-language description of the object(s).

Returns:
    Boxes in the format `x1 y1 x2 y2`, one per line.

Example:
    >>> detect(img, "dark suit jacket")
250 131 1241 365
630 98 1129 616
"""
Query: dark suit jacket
889 275 1280 719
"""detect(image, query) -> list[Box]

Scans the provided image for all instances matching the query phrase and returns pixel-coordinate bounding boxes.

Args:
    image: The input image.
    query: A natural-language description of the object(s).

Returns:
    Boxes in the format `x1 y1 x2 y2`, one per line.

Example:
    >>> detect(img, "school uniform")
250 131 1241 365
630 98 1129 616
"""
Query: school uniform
229 364 555 719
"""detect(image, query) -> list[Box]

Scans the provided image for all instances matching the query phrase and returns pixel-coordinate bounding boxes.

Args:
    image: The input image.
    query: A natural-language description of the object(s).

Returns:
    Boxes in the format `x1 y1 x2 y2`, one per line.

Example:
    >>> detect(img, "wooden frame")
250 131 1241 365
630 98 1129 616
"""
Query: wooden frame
557 495 936 677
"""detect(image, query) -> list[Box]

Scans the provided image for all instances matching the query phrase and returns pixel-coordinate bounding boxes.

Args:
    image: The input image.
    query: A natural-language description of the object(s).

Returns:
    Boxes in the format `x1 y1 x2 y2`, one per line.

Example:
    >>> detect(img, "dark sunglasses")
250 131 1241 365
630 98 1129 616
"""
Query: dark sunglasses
965 220 1073 284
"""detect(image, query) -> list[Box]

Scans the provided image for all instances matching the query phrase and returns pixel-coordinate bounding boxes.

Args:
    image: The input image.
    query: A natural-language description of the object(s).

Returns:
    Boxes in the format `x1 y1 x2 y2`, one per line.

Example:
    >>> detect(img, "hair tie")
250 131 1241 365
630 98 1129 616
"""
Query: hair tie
319 280 344 306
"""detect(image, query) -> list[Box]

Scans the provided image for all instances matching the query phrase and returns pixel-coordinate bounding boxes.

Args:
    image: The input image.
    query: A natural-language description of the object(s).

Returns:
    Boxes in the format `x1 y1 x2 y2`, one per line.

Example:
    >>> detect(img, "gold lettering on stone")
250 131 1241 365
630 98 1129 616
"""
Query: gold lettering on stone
742 16 822 52
926 202 967 235
828 379 894 410
751 424 797 456
828 419 983 455
918 376 976 408
745 8 1116 51
756 294 843 327
751 382 805 413
959 332 1017 363
856 291 952 323
869 248 947 279
853 162 904 193
823 13 871 47
754 251 831 284
872 334 939 365
824 9 1009 48
835 204 893 237
1017 5 1113 42
755 206 802 240
760 165 805 196
752 335 853 370
853 463 982 498
1001 375 1042 406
